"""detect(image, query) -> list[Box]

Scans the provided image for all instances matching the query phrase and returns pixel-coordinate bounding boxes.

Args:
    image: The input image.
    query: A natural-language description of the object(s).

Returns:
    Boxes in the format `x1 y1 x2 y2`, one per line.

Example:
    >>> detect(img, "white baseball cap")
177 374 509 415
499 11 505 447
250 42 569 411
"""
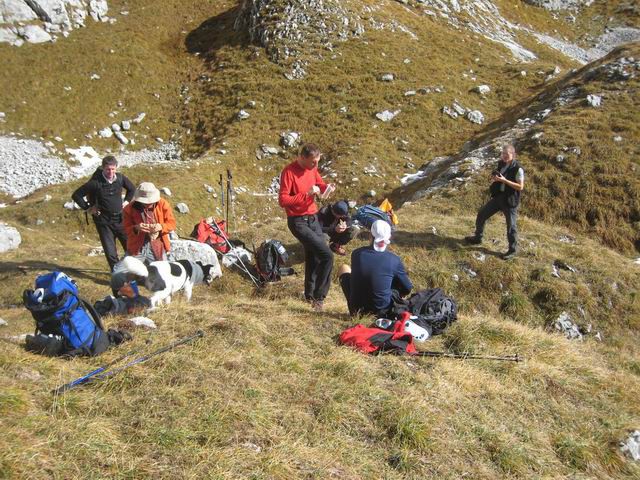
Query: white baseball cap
371 220 391 252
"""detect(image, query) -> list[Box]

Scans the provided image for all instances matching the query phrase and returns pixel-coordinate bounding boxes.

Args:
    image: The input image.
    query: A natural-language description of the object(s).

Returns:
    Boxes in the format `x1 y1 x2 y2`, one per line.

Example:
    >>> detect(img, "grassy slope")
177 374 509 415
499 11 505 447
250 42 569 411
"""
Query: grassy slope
1 204 639 479
1 1 640 478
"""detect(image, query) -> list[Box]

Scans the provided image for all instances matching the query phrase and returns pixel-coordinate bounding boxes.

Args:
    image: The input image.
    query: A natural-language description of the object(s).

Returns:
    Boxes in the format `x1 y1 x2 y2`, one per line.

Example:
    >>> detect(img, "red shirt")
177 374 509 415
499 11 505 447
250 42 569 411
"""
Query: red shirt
279 160 327 217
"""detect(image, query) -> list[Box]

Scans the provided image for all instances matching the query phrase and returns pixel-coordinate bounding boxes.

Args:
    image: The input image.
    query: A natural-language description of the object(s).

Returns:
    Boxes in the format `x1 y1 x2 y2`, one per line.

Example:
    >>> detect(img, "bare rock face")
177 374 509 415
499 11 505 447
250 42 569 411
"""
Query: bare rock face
0 0 110 45
522 0 593 10
235 0 364 77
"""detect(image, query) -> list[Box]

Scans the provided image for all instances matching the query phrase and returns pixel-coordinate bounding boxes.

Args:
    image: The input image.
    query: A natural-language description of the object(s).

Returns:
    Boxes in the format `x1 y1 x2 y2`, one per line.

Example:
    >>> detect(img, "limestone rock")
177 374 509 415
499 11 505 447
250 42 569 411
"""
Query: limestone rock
554 311 582 340
466 110 485 124
475 85 491 95
620 430 640 461
280 131 300 149
380 73 394 82
170 239 223 279
160 187 172 197
98 127 113 138
1 0 38 23
175 202 190 214
0 223 21 253
20 24 52 43
586 94 602 107
0 318 7 326
376 110 400 122
237 109 250 120
88 0 108 21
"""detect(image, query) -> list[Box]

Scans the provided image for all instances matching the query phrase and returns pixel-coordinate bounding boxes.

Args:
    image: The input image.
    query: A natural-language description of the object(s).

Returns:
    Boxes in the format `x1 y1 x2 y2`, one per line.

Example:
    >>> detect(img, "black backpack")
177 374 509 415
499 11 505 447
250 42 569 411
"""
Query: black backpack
255 240 294 283
404 288 458 335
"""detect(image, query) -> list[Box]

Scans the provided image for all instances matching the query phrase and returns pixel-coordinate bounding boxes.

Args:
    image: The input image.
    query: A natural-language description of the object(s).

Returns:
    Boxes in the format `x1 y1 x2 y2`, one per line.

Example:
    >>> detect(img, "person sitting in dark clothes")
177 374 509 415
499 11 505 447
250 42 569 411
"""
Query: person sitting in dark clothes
317 200 357 256
338 220 413 317
71 155 135 271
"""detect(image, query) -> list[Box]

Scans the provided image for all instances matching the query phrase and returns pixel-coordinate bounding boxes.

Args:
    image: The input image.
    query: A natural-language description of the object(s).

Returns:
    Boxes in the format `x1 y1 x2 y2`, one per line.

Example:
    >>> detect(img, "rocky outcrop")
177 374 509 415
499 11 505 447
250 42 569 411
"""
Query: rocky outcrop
522 0 593 10
0 0 110 46
235 0 364 78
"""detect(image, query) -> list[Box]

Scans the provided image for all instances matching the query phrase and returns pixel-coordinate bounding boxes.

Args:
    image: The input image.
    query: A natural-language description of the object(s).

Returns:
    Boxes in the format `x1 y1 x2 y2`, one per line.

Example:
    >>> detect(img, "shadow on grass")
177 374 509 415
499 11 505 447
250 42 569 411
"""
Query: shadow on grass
183 4 251 156
0 261 110 286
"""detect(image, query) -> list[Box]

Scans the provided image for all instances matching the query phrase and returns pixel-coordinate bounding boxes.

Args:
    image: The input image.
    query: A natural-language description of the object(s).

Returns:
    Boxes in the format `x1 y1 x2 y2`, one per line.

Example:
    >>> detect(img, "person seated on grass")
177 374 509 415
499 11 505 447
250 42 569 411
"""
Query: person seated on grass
338 220 413 317
317 200 357 256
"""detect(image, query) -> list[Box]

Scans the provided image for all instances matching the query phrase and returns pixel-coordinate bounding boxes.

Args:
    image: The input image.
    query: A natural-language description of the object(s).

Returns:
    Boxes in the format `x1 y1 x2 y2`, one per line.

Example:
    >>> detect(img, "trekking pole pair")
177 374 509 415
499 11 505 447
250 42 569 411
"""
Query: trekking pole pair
52 330 204 395
218 170 235 234
208 221 261 288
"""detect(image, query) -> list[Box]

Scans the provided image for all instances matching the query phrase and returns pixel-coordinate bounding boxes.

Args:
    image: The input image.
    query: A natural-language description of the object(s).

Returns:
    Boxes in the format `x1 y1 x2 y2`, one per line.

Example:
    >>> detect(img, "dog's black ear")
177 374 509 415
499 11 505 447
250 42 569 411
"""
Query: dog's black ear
196 261 204 267
146 265 167 291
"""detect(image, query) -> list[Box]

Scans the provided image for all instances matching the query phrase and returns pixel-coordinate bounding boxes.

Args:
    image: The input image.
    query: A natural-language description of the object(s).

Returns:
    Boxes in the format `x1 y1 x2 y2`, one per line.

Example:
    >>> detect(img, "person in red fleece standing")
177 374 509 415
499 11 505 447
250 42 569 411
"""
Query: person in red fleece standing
279 143 335 311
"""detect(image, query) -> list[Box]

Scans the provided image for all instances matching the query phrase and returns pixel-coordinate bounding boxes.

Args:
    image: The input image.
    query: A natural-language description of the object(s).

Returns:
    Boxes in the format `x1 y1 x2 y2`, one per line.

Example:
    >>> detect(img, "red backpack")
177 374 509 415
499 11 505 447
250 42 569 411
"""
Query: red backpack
339 313 416 355
191 219 230 254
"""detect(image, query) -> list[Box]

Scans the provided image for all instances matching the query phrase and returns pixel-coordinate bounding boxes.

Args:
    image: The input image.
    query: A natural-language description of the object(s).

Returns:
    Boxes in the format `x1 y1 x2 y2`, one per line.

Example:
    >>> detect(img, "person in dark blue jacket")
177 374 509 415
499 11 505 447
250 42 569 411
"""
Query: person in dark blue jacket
338 220 413 317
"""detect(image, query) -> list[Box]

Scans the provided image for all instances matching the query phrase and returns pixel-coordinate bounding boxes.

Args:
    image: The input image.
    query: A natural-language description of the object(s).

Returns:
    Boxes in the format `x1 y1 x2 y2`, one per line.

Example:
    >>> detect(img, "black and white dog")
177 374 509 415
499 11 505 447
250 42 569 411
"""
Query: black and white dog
113 256 218 308
146 259 217 308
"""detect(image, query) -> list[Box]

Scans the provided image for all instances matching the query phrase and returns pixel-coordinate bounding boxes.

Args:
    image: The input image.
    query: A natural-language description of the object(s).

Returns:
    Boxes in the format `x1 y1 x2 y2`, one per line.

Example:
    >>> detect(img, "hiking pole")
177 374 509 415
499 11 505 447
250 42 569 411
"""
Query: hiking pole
218 174 225 219
226 169 233 234
53 330 204 395
209 221 261 288
52 346 142 396
411 351 521 362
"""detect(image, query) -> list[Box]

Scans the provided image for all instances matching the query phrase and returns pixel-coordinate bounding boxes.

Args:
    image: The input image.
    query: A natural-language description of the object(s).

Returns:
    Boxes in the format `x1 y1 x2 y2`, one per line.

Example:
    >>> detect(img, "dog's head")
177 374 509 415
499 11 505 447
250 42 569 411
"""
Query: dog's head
145 264 167 292
196 261 216 285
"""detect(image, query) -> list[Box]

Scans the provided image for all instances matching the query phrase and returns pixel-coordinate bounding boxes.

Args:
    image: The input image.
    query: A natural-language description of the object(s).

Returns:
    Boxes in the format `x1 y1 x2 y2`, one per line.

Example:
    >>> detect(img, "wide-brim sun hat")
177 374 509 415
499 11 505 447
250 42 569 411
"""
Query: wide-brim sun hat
133 182 160 204
371 220 391 252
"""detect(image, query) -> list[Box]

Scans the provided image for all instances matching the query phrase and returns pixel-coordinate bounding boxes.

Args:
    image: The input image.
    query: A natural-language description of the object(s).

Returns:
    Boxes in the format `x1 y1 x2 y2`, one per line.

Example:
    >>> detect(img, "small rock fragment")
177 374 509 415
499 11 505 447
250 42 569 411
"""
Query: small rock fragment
176 203 190 214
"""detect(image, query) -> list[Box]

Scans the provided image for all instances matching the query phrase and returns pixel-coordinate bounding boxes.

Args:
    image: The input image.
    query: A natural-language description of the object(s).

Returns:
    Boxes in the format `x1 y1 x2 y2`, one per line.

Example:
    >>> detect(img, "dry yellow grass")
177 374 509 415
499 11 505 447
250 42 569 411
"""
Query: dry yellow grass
1 1 640 478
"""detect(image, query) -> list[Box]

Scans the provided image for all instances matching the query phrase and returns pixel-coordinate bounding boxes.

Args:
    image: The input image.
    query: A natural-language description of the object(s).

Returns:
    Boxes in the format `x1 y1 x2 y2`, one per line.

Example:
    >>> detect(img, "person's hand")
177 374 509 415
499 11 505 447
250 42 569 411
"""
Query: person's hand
88 205 100 216
494 173 506 183
151 223 162 233
137 223 151 233
308 185 321 196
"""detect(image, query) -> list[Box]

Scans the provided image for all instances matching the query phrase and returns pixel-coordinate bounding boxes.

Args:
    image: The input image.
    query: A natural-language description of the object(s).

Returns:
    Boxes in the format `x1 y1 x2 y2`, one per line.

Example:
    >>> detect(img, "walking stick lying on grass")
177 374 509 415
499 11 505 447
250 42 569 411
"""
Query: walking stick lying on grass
410 351 521 362
52 330 204 395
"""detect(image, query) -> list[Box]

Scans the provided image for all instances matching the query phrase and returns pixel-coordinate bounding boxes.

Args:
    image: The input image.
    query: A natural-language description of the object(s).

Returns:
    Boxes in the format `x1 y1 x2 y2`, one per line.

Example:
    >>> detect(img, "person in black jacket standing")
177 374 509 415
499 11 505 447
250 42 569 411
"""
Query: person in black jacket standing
72 156 135 270
465 145 524 259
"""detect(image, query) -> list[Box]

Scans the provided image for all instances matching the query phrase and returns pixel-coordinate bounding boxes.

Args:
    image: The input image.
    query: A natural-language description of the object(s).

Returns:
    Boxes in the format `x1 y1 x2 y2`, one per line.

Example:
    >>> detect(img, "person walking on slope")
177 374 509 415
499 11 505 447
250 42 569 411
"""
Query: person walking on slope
279 144 335 311
465 144 524 259
71 155 135 271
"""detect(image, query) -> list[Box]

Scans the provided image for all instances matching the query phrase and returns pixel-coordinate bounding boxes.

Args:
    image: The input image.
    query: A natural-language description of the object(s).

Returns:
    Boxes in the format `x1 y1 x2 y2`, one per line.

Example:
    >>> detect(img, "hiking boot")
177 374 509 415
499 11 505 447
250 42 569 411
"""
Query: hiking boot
464 235 482 245
330 242 346 256
312 300 324 312
502 249 517 260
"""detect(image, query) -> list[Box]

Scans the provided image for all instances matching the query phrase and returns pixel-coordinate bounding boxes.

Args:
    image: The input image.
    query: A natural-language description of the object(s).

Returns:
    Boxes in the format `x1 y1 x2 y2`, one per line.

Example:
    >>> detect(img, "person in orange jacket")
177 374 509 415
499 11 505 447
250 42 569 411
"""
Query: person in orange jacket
123 182 176 262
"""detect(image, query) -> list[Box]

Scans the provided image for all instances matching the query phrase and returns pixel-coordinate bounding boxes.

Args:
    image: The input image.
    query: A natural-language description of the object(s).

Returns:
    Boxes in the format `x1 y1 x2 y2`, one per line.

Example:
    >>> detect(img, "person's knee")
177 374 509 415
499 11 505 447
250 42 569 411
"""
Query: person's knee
337 264 351 276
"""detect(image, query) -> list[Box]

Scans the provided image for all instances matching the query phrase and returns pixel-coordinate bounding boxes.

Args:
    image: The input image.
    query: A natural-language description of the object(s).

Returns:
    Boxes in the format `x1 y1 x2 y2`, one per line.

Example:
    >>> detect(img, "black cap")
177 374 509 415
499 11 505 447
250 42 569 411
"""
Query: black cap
332 201 349 216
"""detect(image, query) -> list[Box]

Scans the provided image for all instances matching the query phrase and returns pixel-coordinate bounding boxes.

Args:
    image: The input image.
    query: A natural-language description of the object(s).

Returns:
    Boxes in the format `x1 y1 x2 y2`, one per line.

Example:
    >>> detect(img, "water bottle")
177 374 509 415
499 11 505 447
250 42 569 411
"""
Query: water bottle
129 281 139 297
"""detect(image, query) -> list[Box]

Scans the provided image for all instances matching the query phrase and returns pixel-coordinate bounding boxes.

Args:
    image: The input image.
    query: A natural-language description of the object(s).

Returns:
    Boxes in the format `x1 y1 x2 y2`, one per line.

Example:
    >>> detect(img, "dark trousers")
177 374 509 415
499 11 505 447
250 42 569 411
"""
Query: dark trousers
94 216 127 271
475 195 518 251
328 226 357 246
288 215 334 301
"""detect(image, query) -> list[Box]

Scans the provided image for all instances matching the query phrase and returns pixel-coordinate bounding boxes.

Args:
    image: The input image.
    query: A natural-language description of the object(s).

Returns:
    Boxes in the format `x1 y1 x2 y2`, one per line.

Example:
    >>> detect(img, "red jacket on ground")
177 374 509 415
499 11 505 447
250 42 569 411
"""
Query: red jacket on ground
123 198 176 255
278 161 327 217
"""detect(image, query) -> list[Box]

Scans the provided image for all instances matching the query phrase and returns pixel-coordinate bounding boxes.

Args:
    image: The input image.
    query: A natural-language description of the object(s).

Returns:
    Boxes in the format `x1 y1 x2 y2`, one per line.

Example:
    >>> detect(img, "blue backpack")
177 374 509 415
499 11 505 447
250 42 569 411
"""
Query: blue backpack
352 205 392 229
23 272 110 356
